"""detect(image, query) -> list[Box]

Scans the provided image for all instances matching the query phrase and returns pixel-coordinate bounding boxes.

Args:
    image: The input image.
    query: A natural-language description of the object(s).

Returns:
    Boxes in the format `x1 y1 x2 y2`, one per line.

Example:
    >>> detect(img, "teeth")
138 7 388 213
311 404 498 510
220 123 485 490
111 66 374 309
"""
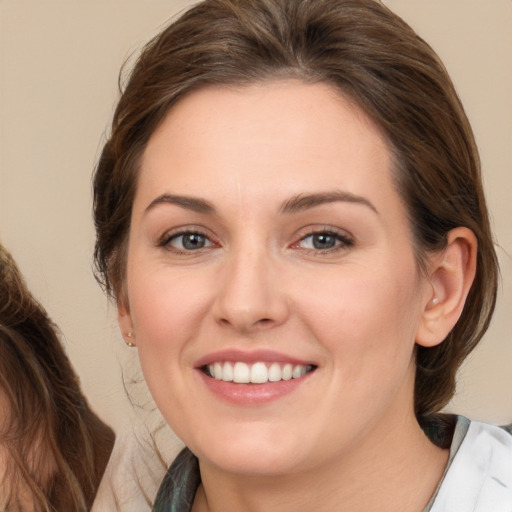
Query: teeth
250 362 268 384
282 363 293 381
233 362 250 383
207 361 312 384
268 362 282 382
213 362 223 380
222 362 234 382
292 364 307 379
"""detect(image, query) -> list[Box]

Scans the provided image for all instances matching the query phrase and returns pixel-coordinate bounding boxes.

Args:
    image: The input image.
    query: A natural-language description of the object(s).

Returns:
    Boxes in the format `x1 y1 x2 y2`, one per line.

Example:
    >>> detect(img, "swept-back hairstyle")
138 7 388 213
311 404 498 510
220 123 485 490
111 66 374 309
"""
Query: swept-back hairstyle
0 244 115 511
93 0 498 430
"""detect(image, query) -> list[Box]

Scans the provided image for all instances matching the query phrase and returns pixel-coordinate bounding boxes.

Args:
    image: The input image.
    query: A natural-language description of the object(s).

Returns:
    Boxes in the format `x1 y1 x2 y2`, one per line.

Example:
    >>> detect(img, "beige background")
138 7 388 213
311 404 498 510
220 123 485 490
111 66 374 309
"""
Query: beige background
0 0 511 438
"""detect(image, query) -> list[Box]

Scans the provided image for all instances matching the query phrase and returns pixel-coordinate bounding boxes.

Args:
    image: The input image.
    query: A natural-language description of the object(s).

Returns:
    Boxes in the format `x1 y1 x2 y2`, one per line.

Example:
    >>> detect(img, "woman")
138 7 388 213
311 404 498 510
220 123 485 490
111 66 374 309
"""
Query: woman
0 243 115 511
92 0 512 510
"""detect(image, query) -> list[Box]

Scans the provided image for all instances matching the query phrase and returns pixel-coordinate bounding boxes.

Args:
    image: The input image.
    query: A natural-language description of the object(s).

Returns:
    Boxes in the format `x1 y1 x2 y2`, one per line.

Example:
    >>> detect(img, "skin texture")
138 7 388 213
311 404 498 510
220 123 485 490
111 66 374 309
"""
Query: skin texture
119 81 476 511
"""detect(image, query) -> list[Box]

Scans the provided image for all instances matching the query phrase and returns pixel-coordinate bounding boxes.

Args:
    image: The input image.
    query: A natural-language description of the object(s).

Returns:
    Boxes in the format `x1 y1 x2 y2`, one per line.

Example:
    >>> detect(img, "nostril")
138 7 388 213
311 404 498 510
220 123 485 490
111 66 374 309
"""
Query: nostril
251 318 277 330
253 318 273 327
218 316 273 330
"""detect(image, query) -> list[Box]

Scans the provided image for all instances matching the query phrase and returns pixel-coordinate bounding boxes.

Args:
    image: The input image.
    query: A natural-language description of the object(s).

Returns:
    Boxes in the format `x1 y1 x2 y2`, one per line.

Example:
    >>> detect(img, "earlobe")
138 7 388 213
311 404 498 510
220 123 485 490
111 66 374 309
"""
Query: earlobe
118 299 136 347
416 227 477 348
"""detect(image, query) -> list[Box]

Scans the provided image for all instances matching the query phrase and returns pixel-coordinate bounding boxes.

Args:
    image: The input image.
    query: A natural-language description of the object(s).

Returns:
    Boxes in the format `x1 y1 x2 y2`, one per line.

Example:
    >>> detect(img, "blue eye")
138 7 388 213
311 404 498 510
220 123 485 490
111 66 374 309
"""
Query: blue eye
166 232 213 251
298 231 353 251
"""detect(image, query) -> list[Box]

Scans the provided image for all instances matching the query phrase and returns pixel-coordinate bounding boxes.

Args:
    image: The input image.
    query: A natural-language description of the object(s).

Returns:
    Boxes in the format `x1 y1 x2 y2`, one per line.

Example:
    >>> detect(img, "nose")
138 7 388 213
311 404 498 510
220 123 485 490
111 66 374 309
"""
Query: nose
212 247 290 334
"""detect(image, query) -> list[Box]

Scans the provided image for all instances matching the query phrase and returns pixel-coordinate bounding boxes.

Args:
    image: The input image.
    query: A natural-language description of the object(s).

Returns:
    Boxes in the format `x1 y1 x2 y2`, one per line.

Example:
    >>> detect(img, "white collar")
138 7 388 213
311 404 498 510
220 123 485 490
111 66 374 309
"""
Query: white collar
431 419 512 511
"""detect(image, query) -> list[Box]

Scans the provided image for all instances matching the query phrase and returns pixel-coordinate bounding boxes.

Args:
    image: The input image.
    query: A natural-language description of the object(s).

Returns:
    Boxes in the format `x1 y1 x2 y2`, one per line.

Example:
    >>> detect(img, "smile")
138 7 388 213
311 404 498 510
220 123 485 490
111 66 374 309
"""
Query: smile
206 361 315 384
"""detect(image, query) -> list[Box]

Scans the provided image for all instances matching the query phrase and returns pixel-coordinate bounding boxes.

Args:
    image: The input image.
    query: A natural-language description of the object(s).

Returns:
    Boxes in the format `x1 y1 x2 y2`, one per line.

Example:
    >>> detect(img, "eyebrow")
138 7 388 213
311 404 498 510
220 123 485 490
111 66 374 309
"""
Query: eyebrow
144 190 378 216
280 191 378 215
145 194 216 215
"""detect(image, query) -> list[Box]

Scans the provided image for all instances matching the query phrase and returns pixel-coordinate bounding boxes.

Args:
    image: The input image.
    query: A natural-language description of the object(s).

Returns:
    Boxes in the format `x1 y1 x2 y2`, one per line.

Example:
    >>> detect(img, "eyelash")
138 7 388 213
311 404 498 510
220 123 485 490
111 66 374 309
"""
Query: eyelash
293 228 354 254
158 229 216 254
158 227 354 255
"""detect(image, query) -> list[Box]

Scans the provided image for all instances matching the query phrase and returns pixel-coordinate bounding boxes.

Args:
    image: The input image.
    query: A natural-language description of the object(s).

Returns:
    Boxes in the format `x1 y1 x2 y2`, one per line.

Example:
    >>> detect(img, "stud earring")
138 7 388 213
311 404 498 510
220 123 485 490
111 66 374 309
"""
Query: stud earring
125 332 136 347
429 297 439 308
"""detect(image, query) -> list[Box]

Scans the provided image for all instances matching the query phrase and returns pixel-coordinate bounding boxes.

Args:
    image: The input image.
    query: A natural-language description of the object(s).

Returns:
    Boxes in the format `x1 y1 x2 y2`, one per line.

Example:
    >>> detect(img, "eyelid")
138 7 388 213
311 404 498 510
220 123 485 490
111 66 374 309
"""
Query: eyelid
291 226 355 251
295 225 353 240
156 224 354 254
158 226 218 251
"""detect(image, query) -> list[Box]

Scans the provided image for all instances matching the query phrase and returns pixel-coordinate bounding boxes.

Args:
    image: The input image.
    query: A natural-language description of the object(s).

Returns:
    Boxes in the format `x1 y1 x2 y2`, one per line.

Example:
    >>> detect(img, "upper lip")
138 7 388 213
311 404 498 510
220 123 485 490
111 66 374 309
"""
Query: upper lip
194 349 315 368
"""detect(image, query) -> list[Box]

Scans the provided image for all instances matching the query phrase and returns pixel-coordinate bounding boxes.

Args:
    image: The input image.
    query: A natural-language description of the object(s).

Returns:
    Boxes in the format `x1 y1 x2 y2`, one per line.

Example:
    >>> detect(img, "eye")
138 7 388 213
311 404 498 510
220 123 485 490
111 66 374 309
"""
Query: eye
296 230 353 252
162 231 214 252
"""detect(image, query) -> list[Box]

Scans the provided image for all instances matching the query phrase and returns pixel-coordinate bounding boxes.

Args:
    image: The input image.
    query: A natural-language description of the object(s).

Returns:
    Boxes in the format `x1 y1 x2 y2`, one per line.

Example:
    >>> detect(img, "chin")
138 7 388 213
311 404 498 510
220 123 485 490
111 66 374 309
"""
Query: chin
189 424 311 476
204 447 305 477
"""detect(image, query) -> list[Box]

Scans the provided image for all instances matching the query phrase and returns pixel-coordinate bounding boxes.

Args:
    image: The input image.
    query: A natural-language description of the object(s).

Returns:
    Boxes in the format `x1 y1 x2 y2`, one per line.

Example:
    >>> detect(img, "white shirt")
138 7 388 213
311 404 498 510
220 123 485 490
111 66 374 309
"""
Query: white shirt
430 419 512 511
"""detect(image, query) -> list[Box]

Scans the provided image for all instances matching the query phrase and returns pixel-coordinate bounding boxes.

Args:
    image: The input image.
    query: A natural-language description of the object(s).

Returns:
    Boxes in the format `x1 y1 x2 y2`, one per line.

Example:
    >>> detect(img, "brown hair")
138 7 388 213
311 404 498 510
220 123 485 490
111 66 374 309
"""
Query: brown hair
0 244 115 511
93 0 498 426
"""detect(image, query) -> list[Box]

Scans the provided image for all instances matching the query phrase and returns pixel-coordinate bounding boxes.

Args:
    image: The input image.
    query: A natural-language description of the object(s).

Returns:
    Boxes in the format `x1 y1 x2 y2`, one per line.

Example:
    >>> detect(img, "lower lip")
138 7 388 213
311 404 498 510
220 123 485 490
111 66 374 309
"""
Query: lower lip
196 370 314 406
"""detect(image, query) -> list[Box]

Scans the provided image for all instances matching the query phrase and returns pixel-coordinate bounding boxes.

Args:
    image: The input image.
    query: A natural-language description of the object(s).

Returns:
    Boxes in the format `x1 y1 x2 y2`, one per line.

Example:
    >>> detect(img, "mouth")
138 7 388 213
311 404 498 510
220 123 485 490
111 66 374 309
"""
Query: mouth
202 361 317 384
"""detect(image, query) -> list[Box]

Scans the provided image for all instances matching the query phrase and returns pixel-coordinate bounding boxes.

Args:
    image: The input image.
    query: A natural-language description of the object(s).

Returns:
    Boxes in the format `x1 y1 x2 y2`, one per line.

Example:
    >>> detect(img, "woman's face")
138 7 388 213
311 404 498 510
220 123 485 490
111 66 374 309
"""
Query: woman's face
120 81 433 476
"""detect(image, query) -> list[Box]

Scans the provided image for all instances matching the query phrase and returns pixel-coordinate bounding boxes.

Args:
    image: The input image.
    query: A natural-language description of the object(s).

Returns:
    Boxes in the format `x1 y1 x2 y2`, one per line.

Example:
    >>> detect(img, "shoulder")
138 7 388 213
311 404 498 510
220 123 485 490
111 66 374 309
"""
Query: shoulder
431 417 512 512
92 425 182 512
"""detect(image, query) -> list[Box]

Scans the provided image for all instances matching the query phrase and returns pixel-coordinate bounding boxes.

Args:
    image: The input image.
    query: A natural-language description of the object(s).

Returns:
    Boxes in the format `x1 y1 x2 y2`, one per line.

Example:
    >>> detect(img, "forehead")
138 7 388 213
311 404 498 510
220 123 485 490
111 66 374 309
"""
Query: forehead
137 80 396 213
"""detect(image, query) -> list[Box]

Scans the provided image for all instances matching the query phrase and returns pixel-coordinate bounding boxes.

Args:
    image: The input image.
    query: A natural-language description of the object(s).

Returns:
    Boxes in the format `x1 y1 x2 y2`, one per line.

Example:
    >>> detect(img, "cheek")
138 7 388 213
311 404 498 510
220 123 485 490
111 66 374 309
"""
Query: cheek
297 257 422 366
126 266 212 374
126 270 213 431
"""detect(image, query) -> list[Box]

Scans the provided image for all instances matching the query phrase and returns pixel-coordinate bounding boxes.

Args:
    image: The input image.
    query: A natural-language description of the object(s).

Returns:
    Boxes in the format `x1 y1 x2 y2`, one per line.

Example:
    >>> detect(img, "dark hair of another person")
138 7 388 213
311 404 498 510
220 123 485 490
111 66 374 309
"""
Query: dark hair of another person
0 244 115 511
92 0 498 441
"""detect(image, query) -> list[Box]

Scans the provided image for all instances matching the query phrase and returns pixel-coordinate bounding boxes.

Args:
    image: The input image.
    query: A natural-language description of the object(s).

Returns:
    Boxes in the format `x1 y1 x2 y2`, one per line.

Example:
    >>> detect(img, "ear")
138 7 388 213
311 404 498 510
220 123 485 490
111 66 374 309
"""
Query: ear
117 298 136 346
416 227 477 348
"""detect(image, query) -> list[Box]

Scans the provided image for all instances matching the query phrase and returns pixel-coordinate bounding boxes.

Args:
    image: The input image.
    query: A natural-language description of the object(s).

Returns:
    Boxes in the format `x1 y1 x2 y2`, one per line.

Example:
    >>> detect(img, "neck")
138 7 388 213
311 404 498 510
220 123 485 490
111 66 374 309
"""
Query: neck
193 411 449 512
